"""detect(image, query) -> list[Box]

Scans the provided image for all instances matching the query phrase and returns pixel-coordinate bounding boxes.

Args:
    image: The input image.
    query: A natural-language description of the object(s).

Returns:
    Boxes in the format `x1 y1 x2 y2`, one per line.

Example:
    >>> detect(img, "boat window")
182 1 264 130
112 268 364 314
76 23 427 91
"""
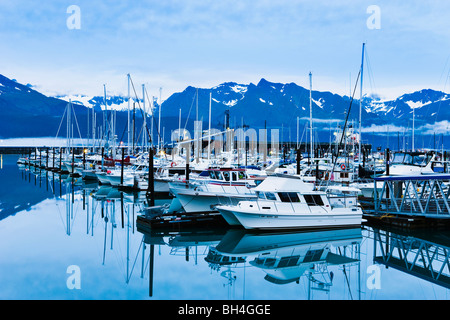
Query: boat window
392 153 406 164
303 249 324 262
253 257 276 267
214 171 223 180
238 172 246 180
209 171 215 179
169 169 185 176
263 258 276 267
278 192 301 203
265 192 277 201
403 154 413 165
256 191 266 200
340 172 349 178
231 172 237 181
223 171 230 181
254 179 263 186
304 194 324 206
413 155 425 166
278 256 300 268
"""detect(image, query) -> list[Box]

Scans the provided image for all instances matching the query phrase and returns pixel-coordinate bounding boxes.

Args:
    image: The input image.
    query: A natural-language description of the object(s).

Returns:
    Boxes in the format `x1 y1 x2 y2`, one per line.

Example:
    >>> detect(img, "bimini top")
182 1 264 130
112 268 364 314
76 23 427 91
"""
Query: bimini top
255 175 314 193
374 174 450 181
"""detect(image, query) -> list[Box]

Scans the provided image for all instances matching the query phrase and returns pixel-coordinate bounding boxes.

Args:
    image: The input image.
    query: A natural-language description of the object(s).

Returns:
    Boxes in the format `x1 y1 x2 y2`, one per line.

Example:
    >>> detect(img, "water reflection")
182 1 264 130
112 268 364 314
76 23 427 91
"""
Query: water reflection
218 228 362 298
2 154 450 299
139 225 363 299
370 226 450 289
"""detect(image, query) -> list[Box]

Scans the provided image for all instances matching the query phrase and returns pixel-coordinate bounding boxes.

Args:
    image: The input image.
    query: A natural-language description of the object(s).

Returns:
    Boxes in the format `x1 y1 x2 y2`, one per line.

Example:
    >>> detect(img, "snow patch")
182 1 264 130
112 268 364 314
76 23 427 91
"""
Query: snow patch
230 85 248 94
312 98 324 109
57 94 130 111
223 99 238 107
404 101 425 109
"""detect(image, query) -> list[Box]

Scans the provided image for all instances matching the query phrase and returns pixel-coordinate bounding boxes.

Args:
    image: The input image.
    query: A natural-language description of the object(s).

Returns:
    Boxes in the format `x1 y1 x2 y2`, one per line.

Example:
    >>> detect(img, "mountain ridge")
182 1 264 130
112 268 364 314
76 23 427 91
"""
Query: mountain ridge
1 73 449 148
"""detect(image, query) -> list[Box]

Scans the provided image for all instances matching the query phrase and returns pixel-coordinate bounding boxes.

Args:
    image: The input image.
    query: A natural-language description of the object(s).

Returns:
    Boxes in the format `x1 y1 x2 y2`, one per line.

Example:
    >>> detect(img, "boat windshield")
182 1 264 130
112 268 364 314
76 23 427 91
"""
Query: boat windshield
265 192 277 200
392 153 427 166
256 191 266 199
209 171 223 180
412 155 426 166
392 153 410 164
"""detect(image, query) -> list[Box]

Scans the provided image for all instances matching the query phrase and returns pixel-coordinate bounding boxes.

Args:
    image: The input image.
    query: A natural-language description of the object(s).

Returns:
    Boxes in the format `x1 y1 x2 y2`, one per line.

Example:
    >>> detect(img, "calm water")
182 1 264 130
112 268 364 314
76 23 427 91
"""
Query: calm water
1 153 450 300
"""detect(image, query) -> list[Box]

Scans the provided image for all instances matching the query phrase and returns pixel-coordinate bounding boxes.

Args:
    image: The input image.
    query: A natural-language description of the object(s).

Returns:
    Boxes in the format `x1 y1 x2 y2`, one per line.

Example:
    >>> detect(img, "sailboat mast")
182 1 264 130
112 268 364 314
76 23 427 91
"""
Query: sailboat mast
142 84 146 150
127 74 131 154
178 108 181 142
67 100 71 152
103 84 108 145
196 88 199 163
359 43 365 161
412 107 415 151
158 87 162 152
309 72 313 161
208 91 212 161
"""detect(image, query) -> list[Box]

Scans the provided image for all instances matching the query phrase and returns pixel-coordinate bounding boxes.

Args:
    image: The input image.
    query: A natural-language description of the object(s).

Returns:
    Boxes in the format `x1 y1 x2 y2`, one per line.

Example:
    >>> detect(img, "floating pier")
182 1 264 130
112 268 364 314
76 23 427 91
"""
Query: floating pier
136 211 228 231
364 174 450 228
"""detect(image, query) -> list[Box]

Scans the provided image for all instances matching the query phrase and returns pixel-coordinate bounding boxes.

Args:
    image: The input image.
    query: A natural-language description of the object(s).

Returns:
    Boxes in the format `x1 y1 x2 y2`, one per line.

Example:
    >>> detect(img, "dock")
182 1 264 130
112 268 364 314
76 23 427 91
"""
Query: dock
136 211 229 232
12 146 450 231
363 174 450 228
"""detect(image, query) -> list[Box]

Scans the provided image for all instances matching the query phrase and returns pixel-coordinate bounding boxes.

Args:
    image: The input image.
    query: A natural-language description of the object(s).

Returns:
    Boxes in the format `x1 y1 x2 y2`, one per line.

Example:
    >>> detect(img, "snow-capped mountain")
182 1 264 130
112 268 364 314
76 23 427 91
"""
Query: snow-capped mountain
365 89 450 120
1 73 449 148
54 94 148 112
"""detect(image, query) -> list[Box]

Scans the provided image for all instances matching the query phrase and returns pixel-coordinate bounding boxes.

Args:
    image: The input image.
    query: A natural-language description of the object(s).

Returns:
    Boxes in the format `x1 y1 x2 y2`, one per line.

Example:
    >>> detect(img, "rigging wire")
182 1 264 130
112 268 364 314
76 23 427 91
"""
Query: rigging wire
321 69 361 189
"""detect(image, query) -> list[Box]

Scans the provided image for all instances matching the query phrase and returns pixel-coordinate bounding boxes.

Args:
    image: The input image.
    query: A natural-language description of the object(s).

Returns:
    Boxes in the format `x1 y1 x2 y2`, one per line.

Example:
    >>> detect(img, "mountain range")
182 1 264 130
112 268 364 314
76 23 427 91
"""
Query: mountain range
1 73 449 149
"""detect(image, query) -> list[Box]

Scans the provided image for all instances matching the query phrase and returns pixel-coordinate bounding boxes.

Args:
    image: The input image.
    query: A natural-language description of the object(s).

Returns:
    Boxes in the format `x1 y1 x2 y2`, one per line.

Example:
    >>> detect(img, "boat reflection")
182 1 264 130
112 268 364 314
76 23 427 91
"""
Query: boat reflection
137 224 363 299
12 154 450 299
215 228 362 295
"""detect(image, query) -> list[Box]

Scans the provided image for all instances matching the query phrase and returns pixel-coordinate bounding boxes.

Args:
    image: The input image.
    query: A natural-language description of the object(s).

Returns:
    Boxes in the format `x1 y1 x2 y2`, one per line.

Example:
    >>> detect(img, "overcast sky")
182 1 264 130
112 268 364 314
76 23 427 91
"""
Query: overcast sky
1 0 449 100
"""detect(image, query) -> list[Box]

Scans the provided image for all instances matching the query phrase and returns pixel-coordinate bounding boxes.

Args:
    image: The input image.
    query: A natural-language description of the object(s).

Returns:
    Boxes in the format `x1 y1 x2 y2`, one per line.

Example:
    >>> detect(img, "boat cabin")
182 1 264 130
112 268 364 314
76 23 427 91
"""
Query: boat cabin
391 151 433 167
206 168 264 186
255 190 329 207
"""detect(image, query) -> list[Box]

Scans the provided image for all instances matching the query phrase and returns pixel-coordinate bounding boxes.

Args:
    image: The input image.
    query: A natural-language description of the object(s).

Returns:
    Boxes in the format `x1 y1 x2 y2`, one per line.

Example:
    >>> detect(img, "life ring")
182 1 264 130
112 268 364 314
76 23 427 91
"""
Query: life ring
340 164 346 170
170 161 175 167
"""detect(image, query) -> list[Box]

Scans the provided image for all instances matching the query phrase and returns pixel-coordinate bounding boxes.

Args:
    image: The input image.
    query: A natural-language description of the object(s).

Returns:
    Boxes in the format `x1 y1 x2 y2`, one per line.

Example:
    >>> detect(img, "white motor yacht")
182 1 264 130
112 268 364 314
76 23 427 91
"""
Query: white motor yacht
215 175 362 230
169 167 266 213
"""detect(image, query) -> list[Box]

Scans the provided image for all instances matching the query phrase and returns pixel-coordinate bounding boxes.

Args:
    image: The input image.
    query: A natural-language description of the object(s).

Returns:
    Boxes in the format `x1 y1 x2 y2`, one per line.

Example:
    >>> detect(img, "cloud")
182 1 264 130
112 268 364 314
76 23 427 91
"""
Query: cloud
361 121 450 137
418 120 450 135
1 0 449 100
362 123 407 134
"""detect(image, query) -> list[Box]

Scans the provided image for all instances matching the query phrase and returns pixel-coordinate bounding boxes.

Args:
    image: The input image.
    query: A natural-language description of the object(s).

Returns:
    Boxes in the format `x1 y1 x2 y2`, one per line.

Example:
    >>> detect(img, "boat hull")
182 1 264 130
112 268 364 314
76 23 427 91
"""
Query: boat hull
96 172 111 185
216 205 362 230
171 188 255 214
